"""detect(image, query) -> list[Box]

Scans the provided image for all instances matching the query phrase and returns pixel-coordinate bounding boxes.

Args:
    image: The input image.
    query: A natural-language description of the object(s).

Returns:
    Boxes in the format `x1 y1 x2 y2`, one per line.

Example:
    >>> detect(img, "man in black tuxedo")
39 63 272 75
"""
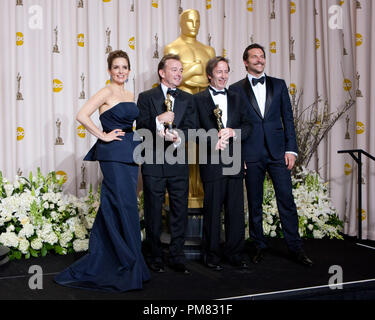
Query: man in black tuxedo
194 57 252 270
137 54 196 274
229 44 313 267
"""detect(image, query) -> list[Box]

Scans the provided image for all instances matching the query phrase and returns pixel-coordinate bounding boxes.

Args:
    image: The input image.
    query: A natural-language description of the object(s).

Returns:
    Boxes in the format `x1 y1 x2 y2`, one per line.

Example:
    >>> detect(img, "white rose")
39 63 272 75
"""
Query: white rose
4 184 14 197
6 225 15 232
74 222 88 240
73 239 89 252
18 223 35 238
0 232 19 248
18 238 30 254
313 229 324 239
30 238 43 250
59 231 73 248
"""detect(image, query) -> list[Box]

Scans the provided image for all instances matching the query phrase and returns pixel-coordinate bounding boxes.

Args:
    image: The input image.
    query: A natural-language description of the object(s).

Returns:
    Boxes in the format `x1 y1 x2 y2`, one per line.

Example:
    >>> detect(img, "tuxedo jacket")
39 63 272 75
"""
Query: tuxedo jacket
194 88 252 182
229 76 298 162
136 85 196 177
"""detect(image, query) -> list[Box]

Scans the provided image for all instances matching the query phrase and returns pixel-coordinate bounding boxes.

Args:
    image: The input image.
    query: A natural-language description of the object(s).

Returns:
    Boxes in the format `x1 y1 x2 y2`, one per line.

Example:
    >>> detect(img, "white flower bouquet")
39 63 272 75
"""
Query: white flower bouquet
261 167 344 240
0 168 100 260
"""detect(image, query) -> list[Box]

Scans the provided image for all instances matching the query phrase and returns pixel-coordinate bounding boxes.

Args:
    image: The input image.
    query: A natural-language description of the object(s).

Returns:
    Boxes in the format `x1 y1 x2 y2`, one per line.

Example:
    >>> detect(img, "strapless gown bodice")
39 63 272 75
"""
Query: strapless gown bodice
84 102 141 163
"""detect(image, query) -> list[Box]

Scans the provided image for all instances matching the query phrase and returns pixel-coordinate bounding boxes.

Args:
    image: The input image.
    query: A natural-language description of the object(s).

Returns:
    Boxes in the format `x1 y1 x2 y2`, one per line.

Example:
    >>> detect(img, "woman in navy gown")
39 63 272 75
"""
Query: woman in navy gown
54 50 150 292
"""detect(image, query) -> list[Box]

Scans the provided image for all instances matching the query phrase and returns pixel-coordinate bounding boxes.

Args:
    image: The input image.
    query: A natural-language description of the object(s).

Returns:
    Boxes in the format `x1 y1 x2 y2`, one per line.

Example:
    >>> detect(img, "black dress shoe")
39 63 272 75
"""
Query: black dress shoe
292 250 313 267
233 260 249 269
170 263 191 274
229 258 248 269
148 261 165 273
206 262 223 271
252 248 265 264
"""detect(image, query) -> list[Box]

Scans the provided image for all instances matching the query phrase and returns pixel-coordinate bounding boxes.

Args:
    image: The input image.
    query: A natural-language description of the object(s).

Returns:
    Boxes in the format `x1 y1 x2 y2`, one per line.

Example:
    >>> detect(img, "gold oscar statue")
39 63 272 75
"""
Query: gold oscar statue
164 9 216 209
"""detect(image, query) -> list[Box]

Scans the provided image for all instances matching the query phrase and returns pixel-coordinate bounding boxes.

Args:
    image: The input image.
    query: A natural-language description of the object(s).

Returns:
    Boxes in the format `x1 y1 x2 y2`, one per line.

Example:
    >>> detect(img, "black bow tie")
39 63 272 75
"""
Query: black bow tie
209 86 227 96
252 76 265 86
167 88 178 98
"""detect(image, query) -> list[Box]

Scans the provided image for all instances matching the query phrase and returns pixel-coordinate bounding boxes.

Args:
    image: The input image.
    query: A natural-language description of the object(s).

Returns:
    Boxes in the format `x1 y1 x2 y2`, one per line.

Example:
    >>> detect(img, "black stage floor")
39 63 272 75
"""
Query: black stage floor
1 237 375 301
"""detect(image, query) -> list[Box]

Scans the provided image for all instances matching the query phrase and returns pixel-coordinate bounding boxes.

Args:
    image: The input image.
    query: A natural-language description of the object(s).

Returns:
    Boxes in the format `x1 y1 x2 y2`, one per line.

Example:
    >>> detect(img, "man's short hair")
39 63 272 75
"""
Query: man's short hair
206 56 230 82
242 43 266 61
157 54 181 81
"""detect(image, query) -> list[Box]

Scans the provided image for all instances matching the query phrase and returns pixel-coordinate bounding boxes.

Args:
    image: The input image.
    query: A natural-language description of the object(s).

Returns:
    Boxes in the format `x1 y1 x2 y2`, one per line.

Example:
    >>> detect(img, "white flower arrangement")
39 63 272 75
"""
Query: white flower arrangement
261 167 344 240
0 168 100 260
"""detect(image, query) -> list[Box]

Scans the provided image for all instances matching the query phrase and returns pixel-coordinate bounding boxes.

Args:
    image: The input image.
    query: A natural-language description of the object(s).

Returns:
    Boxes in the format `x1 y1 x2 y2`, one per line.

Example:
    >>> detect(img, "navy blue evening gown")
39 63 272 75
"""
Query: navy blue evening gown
54 102 150 292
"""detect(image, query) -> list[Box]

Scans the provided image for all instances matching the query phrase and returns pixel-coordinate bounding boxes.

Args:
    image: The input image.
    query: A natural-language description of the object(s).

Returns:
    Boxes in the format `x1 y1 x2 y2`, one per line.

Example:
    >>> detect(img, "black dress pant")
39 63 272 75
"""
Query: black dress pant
142 174 189 264
244 147 302 252
202 177 245 265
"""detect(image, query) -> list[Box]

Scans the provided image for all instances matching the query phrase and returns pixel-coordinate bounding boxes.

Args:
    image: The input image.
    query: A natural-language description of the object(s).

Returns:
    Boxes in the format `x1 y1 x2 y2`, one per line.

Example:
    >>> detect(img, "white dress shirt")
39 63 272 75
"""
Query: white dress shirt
247 73 266 117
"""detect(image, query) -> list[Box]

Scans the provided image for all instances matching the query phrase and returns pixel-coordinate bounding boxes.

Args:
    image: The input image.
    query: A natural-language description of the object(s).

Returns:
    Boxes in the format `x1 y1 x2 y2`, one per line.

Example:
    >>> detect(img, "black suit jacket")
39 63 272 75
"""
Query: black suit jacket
136 85 196 177
229 76 298 162
194 88 252 182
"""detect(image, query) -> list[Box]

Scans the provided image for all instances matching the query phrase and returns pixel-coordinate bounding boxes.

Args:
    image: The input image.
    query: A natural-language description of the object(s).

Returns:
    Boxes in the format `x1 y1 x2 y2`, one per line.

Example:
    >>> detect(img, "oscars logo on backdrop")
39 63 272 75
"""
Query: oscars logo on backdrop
128 36 135 50
343 78 352 92
77 33 84 47
152 0 158 8
247 0 253 12
16 0 23 6
55 118 64 145
16 32 24 46
315 38 321 50
270 41 277 54
17 127 25 141
356 33 363 47
130 0 134 12
153 34 159 59
356 121 365 135
53 26 60 53
356 1 362 9
344 163 352 176
290 1 296 14
16 73 24 101
105 28 112 54
56 170 67 184
77 125 86 138
17 168 23 177
53 79 63 93
79 73 86 99
77 0 84 8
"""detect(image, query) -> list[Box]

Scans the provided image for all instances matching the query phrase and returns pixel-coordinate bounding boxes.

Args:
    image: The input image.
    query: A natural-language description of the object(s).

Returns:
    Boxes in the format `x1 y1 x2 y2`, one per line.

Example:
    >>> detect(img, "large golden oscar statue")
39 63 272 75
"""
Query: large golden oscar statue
164 9 216 209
